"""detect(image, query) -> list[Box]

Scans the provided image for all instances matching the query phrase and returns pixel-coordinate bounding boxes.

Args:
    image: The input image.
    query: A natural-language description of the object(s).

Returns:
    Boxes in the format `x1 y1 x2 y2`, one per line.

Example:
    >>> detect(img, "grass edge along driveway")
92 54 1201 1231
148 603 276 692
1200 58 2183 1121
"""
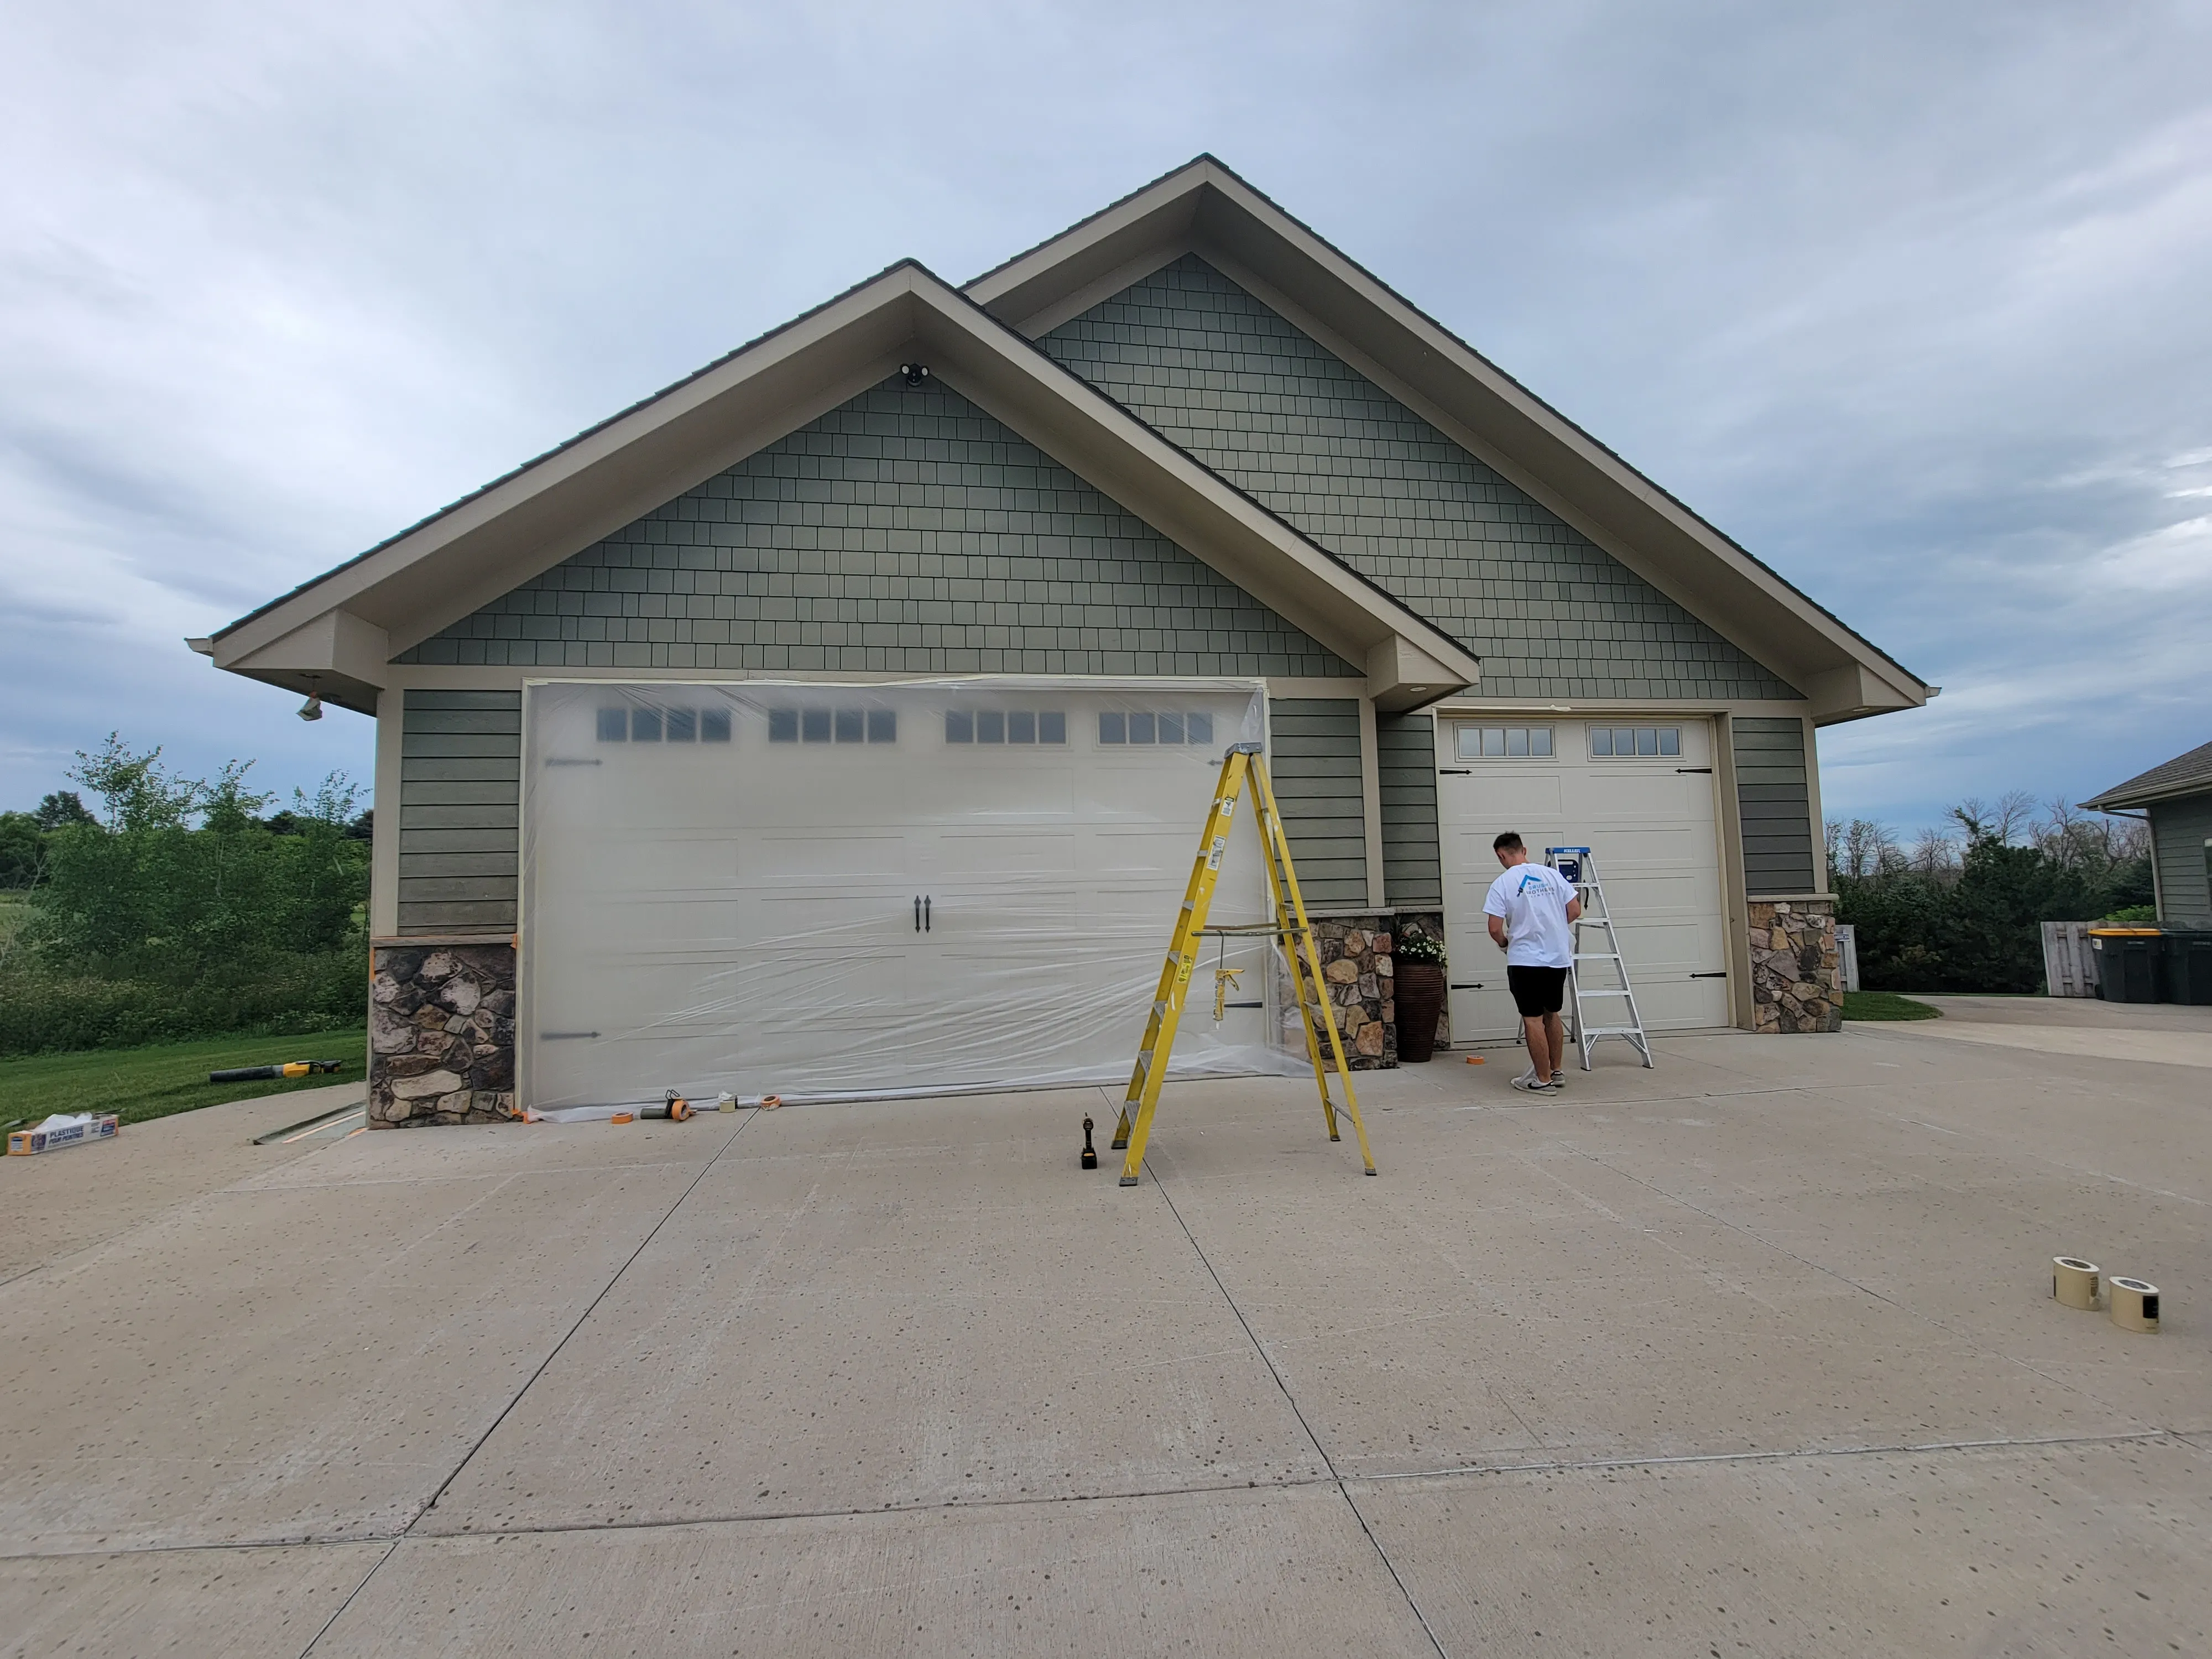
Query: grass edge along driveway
1 1029 367 1129
1841 990 1942 1021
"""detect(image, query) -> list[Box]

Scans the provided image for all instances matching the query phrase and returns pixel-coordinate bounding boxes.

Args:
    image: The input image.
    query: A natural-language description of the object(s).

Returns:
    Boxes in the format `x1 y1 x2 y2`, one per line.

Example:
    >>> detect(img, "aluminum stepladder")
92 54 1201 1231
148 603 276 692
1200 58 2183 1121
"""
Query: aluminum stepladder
1111 742 1376 1185
1545 847 1653 1070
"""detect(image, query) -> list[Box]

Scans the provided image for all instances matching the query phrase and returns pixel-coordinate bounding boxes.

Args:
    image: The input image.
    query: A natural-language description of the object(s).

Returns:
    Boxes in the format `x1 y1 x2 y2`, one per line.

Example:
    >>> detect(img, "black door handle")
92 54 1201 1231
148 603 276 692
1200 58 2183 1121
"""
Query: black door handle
924 895 931 932
914 895 921 932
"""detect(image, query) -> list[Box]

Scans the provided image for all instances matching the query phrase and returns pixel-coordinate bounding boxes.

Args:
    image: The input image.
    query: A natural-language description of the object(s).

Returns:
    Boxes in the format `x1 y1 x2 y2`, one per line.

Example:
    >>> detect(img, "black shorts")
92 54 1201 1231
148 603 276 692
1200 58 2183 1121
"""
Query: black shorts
1507 965 1569 1018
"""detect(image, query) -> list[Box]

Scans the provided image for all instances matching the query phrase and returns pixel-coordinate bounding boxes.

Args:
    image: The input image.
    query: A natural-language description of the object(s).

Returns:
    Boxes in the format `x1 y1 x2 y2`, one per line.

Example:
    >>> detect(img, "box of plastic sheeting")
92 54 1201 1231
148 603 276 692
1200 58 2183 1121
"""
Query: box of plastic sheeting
7 1113 120 1156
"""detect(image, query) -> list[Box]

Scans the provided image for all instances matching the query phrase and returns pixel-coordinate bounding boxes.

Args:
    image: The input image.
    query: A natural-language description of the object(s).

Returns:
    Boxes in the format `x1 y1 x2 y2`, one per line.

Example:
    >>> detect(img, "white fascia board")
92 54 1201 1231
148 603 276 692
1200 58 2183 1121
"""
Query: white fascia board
212 268 930 662
967 163 1212 327
1182 182 1929 712
969 159 1927 717
214 254 1475 698
906 283 1479 685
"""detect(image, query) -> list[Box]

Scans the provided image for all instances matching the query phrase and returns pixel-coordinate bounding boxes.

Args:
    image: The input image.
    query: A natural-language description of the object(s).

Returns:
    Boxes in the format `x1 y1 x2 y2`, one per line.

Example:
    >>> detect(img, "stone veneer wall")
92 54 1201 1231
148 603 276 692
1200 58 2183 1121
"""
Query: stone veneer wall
369 941 517 1127
1748 901 1841 1033
1290 911 1449 1070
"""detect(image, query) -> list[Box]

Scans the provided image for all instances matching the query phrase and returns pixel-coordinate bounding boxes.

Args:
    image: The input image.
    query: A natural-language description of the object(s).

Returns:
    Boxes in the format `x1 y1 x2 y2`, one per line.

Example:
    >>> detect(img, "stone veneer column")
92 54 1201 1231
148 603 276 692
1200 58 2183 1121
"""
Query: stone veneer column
1285 912 1450 1070
369 941 517 1126
1747 901 1843 1033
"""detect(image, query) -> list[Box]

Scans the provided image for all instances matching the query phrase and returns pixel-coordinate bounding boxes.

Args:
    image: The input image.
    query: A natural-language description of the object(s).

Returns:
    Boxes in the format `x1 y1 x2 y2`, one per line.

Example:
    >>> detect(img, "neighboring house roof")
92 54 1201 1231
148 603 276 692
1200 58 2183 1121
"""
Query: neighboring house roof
2084 739 2212 811
198 156 1931 726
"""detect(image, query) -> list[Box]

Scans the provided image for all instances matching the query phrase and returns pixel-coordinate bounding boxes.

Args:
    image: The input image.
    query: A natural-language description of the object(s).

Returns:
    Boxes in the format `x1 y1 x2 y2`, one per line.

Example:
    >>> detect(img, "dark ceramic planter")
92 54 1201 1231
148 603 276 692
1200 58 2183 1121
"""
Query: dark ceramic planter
1393 962 1447 1063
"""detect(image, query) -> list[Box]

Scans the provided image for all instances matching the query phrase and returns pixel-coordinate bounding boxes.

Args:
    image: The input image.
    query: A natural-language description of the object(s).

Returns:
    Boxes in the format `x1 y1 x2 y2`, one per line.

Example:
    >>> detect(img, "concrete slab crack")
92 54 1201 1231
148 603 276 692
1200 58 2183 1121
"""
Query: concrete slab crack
1147 1160 1452 1659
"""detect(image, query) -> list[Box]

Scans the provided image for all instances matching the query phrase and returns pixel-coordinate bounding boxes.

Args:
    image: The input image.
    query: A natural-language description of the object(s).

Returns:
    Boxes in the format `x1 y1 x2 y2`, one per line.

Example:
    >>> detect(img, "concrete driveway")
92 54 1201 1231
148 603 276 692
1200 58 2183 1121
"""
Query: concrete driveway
3 1024 2206 1656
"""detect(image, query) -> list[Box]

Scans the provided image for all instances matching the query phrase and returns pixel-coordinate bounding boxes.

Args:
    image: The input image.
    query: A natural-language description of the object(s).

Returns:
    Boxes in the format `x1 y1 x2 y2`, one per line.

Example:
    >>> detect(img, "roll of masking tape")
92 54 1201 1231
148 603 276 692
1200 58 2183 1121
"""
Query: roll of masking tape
2107 1276 2160 1334
2053 1256 2100 1311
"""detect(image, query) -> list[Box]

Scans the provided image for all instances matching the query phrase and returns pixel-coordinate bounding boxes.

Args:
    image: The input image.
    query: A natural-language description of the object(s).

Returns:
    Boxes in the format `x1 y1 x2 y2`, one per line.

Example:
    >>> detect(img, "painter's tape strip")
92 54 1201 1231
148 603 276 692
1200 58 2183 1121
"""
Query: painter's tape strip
2053 1256 2099 1311
2107 1276 2161 1333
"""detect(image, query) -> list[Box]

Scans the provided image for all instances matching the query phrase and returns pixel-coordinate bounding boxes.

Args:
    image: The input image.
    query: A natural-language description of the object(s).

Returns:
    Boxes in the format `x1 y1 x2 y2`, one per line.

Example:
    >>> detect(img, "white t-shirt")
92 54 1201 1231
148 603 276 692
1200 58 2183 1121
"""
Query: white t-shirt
1483 862 1578 968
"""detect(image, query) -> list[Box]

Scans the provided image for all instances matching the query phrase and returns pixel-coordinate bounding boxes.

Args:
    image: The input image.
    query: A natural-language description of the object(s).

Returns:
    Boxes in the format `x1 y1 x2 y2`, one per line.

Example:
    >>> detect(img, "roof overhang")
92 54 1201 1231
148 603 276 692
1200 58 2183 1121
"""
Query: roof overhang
967 157 1934 726
207 262 1479 714
2083 781 2212 812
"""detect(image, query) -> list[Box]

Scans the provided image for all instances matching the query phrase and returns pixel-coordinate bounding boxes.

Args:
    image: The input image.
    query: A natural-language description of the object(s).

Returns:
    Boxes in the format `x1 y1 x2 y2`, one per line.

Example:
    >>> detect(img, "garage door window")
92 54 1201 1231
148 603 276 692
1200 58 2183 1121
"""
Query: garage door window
945 709 1068 744
598 706 733 743
1590 726 1680 758
1455 726 1552 759
768 708 896 744
1099 710 1214 745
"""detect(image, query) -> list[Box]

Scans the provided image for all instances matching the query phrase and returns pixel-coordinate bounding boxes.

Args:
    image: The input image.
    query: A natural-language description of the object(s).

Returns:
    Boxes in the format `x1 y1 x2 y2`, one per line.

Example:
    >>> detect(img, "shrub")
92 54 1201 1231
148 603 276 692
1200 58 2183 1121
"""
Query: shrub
2 737 372 1055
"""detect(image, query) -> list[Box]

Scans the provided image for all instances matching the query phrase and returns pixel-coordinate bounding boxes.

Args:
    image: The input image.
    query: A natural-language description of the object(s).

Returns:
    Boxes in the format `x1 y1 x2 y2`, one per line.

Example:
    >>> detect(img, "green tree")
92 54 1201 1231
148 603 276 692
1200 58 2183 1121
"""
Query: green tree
0 812 46 890
34 792 96 831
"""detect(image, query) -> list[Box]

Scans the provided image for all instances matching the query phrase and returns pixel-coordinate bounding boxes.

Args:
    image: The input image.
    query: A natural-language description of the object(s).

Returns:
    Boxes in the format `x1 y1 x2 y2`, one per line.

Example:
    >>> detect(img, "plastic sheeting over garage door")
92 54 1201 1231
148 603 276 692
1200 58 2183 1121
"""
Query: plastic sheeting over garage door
520 678 1288 1108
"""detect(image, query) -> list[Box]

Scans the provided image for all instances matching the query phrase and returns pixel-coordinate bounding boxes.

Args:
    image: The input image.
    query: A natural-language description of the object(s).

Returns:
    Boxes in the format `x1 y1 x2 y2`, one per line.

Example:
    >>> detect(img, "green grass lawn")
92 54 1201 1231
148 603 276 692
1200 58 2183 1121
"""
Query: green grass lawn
1842 990 1942 1021
1 1029 367 1129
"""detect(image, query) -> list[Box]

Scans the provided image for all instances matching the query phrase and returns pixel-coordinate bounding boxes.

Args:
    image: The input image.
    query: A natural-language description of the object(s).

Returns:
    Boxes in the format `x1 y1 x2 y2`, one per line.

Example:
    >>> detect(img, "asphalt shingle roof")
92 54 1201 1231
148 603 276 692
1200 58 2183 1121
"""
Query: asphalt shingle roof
2084 738 2212 809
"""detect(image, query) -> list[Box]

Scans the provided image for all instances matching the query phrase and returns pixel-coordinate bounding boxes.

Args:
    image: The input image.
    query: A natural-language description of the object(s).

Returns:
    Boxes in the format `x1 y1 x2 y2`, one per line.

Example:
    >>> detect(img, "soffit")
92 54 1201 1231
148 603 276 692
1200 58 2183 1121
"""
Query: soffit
208 262 1478 702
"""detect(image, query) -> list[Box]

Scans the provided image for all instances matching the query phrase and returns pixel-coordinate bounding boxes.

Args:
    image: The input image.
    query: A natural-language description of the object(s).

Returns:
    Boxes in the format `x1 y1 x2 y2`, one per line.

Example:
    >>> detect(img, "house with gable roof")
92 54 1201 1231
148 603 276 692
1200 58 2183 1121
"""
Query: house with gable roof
194 158 1933 1124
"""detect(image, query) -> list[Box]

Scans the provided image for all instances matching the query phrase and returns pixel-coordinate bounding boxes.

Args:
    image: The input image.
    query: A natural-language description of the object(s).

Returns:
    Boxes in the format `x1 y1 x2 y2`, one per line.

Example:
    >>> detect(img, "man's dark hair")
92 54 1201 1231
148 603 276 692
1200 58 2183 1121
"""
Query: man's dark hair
1493 831 1524 852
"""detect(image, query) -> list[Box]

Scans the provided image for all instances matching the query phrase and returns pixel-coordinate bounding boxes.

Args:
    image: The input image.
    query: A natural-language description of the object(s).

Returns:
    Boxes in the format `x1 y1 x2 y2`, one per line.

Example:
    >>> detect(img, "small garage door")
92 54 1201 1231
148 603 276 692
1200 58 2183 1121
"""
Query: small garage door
519 679 1276 1108
1436 716 1730 1041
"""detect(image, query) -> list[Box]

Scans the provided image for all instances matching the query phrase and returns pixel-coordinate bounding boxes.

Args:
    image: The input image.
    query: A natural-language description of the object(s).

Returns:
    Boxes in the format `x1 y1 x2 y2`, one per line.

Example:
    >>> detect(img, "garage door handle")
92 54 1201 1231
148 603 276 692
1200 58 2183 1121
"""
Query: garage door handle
1676 766 1713 774
1438 768 1471 775
1449 982 1485 990
914 896 922 932
925 895 931 932
1691 971 1729 978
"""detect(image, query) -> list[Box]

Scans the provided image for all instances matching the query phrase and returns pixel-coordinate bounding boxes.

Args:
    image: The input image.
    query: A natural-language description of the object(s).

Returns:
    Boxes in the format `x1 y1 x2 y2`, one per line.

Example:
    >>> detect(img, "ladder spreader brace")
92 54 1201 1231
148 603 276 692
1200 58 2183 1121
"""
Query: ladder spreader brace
1112 742 1377 1185
1545 846 1654 1070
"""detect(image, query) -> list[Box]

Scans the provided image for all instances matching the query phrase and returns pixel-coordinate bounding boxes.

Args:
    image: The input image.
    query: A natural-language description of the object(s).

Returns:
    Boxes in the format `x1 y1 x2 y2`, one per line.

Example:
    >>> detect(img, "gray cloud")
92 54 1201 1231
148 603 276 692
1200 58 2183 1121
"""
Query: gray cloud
2 0 2206 826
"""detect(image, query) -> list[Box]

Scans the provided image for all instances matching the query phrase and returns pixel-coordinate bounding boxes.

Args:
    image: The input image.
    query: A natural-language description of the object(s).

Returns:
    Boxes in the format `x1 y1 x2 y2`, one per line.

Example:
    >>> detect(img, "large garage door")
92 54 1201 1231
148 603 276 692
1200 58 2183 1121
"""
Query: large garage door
1437 716 1730 1042
519 679 1279 1108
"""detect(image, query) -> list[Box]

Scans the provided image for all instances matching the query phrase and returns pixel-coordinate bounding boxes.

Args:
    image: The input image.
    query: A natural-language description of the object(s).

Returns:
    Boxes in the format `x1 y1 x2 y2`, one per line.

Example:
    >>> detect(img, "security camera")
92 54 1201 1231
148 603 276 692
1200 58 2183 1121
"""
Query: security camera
298 694 324 722
900 362 931 387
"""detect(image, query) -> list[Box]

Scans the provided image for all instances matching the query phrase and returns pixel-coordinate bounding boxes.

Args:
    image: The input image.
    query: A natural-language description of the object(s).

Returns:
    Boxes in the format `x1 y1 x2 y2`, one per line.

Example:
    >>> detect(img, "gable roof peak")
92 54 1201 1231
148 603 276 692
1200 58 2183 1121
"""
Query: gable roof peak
967 157 1929 724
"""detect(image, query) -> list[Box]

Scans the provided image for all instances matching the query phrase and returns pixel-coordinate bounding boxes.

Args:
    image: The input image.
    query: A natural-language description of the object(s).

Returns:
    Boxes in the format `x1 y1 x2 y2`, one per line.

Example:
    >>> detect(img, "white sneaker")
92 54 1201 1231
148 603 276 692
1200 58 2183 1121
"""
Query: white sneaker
1511 1073 1557 1093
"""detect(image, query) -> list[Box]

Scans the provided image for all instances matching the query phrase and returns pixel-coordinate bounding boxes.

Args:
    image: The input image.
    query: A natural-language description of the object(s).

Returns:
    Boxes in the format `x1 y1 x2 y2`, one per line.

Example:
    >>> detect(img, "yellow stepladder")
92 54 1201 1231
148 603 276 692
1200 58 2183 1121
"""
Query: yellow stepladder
1111 742 1377 1186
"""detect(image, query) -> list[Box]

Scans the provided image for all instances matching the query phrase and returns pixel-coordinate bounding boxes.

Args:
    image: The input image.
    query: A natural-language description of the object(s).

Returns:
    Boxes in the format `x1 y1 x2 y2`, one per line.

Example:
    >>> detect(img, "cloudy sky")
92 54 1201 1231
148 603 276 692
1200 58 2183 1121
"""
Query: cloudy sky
3 1 2207 837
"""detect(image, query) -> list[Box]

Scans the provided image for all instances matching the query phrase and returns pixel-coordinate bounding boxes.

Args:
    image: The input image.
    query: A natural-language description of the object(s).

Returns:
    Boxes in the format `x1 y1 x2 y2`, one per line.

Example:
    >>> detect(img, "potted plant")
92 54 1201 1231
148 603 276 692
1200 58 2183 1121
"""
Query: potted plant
1392 932 1447 1063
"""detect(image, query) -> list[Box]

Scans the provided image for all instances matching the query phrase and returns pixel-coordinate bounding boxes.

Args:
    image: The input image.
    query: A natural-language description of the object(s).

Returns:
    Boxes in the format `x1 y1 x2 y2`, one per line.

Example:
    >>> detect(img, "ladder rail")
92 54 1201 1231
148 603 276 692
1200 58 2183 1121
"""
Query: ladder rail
1115 745 1376 1185
1250 751 1373 1171
1546 846 1655 1071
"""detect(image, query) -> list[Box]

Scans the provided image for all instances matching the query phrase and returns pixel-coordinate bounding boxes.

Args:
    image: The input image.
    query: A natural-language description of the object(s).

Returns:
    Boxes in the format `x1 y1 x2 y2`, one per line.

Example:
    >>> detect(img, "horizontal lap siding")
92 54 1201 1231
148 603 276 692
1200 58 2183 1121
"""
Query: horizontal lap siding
1269 698 1368 907
1377 713 1442 905
2151 795 2212 922
399 691 520 934
1733 717 1817 894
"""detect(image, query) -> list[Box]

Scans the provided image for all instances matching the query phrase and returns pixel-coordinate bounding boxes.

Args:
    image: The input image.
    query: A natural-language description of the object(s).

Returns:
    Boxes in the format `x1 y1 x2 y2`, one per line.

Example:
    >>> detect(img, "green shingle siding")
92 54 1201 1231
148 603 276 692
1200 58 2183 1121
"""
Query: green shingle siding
1376 713 1442 905
1733 717 1817 895
1042 255 1798 703
2150 794 2212 923
398 691 520 934
1268 698 1368 907
400 377 1355 679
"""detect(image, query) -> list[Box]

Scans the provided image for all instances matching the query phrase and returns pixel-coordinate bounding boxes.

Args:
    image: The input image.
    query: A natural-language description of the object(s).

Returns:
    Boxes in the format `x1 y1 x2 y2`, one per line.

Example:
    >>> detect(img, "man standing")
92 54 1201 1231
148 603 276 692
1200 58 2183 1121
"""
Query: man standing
1484 832 1582 1093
